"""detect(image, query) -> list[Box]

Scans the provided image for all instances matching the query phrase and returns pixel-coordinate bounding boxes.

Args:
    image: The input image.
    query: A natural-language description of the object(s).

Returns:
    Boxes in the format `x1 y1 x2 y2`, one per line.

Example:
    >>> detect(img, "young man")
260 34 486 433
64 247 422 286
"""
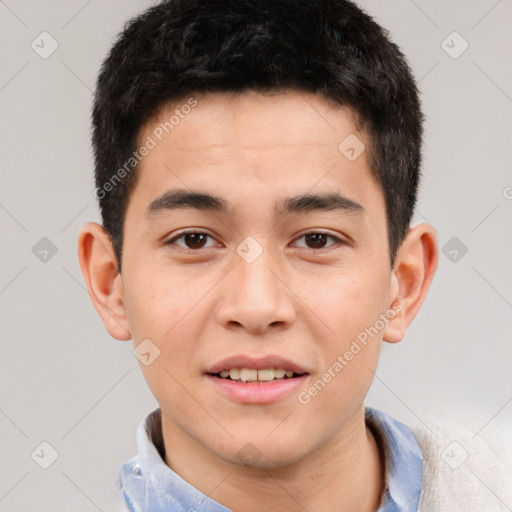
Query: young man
78 0 511 510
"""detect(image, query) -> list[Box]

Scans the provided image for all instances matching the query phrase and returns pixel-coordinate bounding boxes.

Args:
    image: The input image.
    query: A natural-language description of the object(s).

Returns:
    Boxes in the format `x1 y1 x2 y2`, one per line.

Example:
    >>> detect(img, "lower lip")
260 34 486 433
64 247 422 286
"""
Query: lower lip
206 374 309 404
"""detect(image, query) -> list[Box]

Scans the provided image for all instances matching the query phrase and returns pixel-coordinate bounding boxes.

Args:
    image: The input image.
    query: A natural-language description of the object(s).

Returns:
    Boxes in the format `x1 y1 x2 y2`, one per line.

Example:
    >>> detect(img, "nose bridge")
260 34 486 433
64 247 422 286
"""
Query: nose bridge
236 249 278 298
216 236 295 331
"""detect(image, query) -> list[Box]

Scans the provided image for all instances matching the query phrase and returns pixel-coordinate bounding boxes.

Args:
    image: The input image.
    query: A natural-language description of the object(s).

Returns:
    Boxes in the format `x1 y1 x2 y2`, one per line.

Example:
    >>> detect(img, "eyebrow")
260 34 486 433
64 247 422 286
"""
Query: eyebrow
145 190 365 218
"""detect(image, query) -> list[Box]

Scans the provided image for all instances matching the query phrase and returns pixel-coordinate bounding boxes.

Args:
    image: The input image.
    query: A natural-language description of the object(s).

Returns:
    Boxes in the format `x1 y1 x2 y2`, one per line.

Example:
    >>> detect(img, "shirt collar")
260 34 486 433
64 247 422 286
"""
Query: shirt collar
119 407 423 512
118 409 230 512
366 407 423 511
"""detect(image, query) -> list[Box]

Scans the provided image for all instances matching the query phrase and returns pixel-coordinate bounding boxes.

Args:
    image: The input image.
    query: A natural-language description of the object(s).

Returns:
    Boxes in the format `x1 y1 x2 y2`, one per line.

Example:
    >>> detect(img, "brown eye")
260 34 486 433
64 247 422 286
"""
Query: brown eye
183 233 208 249
291 232 343 250
304 233 329 249
168 232 217 250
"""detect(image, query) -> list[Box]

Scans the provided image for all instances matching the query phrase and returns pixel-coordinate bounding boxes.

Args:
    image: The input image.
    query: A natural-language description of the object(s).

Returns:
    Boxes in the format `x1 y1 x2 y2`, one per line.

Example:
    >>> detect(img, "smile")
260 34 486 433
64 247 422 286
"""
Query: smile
215 368 303 382
205 354 310 403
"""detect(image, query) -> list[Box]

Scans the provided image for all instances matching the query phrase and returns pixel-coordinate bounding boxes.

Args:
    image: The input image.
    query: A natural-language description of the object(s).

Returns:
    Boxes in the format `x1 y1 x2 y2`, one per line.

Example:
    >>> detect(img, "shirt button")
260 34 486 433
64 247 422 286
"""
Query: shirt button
131 462 142 477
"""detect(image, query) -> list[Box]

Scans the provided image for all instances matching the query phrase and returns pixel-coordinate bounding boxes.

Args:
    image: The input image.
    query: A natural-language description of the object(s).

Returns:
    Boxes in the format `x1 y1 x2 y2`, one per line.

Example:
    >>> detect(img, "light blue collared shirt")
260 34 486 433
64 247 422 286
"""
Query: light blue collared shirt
118 407 423 511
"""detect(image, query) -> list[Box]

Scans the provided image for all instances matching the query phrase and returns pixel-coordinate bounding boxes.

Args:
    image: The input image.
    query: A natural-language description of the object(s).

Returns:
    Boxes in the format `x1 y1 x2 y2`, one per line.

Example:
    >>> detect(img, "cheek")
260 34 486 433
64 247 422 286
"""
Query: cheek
123 270 205 413
304 269 388 402
122 258 201 342
315 270 388 343
121 258 215 379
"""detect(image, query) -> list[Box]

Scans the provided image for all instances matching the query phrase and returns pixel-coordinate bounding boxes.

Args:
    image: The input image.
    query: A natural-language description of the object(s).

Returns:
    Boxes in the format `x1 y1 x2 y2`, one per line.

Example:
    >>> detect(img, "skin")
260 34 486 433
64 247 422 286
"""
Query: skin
78 90 438 512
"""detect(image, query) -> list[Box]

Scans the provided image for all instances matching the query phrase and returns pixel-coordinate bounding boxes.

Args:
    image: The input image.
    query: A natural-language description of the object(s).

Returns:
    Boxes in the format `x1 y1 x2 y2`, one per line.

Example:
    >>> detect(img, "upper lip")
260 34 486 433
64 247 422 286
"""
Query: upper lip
207 355 309 375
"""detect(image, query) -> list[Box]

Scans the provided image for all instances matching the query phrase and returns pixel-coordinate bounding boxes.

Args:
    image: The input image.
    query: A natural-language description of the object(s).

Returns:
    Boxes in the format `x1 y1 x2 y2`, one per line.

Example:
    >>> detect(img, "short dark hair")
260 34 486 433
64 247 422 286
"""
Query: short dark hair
92 0 423 269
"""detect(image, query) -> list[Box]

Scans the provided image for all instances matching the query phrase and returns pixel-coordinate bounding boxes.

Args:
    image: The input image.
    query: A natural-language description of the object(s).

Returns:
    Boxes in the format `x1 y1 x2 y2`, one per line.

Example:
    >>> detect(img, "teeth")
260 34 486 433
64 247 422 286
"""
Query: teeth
218 368 297 382
257 369 274 381
240 369 258 382
229 368 241 380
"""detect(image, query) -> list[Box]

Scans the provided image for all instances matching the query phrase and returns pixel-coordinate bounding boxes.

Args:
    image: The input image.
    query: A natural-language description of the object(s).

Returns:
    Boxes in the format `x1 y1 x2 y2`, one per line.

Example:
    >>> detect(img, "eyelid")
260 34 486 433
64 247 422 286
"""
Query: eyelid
165 229 221 249
164 229 348 251
291 231 346 249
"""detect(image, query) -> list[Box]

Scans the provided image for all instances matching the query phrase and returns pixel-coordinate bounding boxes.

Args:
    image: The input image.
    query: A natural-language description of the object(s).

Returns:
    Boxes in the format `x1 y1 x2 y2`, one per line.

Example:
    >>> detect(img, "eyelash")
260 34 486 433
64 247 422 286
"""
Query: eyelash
165 231 345 251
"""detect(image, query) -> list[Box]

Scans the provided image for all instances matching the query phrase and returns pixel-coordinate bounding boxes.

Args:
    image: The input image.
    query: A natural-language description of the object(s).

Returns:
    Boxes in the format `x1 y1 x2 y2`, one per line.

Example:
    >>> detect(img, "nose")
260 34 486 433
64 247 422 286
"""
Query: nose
215 245 296 334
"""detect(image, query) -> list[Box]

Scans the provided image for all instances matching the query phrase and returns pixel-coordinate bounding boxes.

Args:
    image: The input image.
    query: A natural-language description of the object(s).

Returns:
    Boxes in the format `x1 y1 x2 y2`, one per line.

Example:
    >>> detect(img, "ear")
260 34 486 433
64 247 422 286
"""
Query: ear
77 222 131 341
383 223 438 344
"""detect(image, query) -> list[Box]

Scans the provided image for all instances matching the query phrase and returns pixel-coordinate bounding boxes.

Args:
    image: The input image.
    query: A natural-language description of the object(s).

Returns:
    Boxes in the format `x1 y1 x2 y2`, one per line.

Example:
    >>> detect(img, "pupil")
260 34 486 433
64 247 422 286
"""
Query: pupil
306 233 327 249
185 233 206 249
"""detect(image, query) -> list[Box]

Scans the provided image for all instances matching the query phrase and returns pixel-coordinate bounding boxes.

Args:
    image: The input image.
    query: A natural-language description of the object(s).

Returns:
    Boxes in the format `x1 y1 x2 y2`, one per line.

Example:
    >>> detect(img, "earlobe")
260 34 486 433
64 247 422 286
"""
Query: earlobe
77 222 132 341
382 223 438 344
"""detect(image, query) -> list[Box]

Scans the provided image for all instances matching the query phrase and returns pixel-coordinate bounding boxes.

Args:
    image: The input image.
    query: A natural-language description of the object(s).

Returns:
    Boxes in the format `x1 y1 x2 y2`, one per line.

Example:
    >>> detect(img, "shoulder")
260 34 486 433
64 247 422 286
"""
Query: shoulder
409 415 512 512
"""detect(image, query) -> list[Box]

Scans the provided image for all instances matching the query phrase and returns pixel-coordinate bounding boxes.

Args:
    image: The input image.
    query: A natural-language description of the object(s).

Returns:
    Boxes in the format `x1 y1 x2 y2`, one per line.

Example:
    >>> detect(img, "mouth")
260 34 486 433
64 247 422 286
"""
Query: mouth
205 355 310 404
208 368 306 383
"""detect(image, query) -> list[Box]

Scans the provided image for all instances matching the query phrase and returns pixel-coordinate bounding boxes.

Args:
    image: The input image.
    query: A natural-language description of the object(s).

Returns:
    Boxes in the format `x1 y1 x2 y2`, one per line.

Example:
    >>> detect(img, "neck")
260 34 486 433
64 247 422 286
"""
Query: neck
162 407 384 512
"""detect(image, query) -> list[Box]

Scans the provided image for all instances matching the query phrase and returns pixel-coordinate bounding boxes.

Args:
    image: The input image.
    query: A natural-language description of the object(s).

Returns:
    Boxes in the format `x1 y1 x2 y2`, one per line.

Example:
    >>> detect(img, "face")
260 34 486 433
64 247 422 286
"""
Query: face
119 90 396 467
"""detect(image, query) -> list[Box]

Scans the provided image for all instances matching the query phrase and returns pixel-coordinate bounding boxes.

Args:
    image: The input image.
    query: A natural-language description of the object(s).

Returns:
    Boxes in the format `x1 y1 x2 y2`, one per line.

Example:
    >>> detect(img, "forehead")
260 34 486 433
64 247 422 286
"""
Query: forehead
132 90 384 219
144 90 361 155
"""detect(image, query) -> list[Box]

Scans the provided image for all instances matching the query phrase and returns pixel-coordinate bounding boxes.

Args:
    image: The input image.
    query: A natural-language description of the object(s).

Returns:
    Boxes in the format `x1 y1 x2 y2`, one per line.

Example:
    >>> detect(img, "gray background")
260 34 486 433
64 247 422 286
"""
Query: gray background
0 0 511 510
